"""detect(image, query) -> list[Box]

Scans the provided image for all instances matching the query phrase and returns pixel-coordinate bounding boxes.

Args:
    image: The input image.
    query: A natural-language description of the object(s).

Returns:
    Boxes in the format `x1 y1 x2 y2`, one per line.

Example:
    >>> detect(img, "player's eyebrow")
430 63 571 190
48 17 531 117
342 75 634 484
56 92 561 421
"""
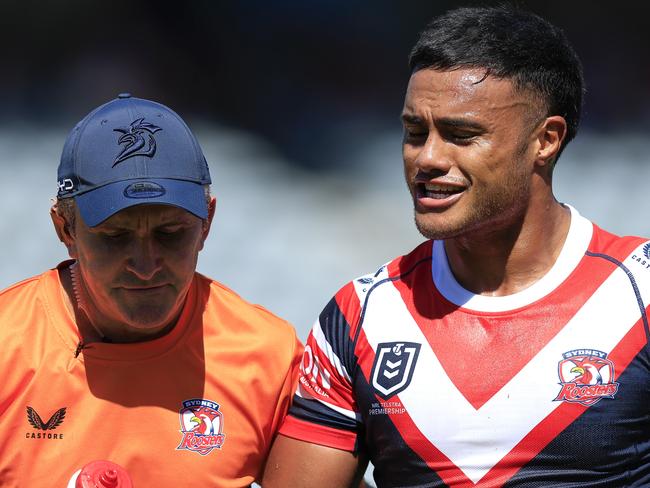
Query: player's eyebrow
400 113 423 125
401 113 487 132
437 117 487 132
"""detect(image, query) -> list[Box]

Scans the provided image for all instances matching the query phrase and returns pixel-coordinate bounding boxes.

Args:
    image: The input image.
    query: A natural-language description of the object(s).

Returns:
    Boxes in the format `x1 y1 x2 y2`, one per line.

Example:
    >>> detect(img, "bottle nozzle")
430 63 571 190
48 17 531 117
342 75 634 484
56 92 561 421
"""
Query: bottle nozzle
67 460 133 488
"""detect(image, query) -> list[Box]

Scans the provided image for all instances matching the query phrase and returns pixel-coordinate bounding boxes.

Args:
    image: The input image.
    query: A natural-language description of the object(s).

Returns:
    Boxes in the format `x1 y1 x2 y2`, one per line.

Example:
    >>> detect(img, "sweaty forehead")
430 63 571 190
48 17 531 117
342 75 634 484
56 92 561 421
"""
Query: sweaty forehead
402 68 535 119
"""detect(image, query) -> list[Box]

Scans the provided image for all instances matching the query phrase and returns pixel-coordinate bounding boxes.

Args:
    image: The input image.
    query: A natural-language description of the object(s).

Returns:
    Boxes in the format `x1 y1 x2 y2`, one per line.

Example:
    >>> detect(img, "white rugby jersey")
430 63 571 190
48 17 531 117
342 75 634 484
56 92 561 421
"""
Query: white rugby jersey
280 207 650 487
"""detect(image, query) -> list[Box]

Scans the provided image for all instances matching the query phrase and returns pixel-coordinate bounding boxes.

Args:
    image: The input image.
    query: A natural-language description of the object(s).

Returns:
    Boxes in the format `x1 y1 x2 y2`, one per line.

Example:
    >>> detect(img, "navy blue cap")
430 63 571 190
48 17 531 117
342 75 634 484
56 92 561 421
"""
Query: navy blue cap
57 94 211 227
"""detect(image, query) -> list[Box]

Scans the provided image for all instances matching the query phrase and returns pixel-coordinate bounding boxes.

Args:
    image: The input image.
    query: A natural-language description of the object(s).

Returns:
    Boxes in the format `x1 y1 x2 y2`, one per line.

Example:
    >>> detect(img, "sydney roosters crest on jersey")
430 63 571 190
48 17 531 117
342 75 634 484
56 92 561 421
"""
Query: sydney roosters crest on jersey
554 349 619 406
177 398 226 455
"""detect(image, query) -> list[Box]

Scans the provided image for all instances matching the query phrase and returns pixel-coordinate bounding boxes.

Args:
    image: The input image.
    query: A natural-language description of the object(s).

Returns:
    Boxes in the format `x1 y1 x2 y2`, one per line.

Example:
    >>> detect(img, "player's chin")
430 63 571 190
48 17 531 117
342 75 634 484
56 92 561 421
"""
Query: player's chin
414 212 459 241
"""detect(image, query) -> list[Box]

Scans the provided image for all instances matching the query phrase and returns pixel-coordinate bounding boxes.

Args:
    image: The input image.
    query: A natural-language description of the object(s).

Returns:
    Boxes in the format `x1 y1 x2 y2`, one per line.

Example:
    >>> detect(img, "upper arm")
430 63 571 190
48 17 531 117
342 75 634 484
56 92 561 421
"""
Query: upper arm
262 434 367 488
264 286 369 486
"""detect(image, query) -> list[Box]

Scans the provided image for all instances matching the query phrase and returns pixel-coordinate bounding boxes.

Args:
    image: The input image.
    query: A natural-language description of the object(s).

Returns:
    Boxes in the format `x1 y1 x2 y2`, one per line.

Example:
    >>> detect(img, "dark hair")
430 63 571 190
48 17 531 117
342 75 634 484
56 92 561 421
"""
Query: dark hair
409 6 584 158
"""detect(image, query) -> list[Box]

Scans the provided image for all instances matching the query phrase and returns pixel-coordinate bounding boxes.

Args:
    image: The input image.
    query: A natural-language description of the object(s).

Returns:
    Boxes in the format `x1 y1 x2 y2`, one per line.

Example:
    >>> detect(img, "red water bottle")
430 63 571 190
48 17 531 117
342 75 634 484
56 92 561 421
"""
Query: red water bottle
67 460 133 488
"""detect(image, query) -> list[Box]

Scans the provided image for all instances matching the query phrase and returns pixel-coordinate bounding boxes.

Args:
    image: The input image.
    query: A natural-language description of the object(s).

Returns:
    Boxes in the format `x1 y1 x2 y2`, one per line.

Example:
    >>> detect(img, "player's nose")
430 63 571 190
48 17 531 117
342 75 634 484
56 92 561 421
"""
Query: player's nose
414 133 453 173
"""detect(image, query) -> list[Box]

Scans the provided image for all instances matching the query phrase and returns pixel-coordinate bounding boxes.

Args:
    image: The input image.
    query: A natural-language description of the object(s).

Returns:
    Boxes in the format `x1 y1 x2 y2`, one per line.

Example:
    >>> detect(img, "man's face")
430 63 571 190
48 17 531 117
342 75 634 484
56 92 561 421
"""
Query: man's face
66 203 212 338
402 68 542 240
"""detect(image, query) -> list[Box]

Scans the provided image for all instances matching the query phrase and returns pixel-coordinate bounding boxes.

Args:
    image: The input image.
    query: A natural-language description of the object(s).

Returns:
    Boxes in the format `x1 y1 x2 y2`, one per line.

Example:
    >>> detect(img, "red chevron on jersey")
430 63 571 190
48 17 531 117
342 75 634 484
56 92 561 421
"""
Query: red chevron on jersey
280 207 650 486
390 239 632 410
360 267 647 484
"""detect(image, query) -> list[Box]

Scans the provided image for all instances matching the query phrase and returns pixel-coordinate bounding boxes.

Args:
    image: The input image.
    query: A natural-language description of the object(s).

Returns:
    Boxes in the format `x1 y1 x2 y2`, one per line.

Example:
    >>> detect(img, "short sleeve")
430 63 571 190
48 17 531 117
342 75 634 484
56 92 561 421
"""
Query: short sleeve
279 282 363 452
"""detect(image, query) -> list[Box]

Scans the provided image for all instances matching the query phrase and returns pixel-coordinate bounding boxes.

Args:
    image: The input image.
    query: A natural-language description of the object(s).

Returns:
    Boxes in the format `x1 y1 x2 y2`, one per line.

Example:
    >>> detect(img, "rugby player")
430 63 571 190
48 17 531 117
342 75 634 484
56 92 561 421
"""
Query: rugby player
263 6 650 487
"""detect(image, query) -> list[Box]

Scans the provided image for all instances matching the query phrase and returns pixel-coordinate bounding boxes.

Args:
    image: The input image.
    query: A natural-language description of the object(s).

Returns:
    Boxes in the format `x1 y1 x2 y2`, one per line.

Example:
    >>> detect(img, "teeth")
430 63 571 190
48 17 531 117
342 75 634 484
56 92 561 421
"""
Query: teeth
424 183 458 192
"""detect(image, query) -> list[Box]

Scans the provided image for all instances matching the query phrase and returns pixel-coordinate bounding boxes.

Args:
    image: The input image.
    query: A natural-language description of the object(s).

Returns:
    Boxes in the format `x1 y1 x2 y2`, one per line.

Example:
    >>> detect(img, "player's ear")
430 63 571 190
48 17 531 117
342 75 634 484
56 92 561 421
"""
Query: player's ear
199 197 217 250
50 204 77 258
535 115 567 167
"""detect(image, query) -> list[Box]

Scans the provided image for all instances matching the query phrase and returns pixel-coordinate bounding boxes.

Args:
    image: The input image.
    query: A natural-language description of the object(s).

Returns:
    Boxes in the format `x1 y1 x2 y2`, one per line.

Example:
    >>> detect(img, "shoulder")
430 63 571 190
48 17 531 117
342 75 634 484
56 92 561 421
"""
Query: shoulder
588 223 647 256
0 274 43 299
583 224 650 305
0 275 44 343
320 241 432 332
339 240 432 302
588 223 650 267
193 274 303 391
195 272 300 345
0 268 64 358
0 270 52 311
564 207 650 270
0 261 71 300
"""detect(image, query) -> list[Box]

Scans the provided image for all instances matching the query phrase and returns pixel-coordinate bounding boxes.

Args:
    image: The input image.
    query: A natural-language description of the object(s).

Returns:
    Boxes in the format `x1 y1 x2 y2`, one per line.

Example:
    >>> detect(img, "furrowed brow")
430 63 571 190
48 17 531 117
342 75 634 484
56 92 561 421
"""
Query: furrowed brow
437 117 487 132
401 113 423 125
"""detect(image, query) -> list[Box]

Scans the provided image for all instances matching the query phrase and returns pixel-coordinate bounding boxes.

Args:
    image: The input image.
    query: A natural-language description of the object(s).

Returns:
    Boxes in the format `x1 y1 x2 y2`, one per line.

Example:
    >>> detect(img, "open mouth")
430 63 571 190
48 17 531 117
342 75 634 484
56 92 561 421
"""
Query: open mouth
418 182 465 200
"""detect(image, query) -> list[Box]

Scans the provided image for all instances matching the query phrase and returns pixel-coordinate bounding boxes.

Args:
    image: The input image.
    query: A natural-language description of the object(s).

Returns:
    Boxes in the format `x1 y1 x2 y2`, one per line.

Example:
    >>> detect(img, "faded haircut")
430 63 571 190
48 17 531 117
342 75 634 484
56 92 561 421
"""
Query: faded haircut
409 6 584 159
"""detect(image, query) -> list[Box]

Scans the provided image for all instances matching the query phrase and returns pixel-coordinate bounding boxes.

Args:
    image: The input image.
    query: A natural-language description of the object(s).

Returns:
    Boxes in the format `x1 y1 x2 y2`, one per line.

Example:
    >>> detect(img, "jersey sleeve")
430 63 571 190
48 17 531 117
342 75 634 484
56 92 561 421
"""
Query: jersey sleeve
278 280 365 452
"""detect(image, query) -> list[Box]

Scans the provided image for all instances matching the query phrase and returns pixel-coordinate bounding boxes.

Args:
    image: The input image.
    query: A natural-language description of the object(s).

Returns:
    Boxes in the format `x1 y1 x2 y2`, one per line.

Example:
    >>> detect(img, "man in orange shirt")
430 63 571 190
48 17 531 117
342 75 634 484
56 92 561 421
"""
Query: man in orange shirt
0 94 302 486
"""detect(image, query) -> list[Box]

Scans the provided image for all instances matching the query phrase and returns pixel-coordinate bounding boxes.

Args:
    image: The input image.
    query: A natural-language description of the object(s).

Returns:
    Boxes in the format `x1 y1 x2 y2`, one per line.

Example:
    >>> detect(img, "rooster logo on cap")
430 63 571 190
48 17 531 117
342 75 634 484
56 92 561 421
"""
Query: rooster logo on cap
113 118 162 166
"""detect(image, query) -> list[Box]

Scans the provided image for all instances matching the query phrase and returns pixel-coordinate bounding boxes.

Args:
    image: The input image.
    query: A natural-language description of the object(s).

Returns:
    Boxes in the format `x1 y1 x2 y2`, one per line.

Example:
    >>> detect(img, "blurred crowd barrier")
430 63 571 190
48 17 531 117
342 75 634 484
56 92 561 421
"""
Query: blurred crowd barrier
1 125 649 340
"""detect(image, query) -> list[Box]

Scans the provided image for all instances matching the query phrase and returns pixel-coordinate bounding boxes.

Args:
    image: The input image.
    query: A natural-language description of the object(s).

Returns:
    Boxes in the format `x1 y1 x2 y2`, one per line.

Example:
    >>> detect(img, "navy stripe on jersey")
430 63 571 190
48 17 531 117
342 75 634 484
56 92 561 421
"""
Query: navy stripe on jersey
289 395 357 432
586 250 650 343
505 348 650 487
319 297 357 377
354 371 446 487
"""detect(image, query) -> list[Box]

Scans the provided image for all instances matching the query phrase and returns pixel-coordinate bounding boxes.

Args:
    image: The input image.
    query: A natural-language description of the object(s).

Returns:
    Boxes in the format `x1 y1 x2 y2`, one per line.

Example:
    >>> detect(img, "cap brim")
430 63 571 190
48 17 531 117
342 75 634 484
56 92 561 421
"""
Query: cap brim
75 178 208 227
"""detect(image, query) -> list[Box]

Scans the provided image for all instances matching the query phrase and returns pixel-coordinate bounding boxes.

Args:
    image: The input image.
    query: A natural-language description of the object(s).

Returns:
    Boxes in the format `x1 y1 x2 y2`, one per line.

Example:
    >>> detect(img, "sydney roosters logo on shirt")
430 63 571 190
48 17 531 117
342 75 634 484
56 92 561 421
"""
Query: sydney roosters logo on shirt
554 349 619 406
176 398 226 455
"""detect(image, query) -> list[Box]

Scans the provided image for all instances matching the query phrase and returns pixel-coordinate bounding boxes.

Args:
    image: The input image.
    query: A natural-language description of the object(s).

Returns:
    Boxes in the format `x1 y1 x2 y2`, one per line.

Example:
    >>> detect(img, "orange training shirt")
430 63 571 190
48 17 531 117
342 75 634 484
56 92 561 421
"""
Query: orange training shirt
0 262 303 487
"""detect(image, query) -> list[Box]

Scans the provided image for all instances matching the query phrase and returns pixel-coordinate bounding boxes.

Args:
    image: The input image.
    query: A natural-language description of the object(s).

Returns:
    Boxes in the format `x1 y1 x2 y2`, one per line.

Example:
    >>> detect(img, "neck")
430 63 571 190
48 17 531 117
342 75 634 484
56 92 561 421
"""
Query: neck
69 262 107 341
444 200 571 297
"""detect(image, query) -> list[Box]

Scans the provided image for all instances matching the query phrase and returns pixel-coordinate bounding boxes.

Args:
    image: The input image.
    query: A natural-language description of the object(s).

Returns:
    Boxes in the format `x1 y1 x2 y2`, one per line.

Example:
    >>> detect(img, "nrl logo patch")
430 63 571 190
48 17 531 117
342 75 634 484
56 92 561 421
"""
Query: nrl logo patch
176 398 226 455
113 117 162 166
370 342 421 400
554 349 619 406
